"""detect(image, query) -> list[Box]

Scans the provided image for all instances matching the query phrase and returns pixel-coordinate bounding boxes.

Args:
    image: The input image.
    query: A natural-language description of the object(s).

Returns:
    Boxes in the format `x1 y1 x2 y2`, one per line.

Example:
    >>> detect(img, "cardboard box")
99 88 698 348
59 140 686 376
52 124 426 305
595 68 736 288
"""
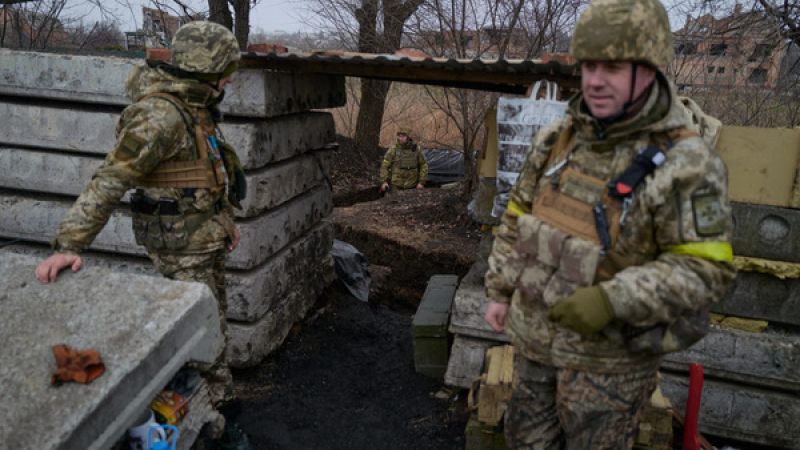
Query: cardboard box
715 126 800 208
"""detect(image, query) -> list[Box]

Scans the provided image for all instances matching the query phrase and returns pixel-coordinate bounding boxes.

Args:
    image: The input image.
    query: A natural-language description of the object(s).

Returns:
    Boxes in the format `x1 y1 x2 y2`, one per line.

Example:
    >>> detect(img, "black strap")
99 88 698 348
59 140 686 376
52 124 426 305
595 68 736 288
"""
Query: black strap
608 145 664 198
607 130 688 199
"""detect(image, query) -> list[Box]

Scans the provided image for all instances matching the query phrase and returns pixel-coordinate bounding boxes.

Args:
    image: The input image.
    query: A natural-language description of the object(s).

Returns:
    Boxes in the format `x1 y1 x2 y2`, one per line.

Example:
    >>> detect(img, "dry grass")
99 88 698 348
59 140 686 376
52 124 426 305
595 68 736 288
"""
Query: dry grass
325 79 490 150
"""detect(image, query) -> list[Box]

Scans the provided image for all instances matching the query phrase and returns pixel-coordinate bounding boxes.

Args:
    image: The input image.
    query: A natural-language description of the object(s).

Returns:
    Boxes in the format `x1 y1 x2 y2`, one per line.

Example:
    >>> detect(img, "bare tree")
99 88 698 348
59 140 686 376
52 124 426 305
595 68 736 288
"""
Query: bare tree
667 0 800 127
308 0 426 162
0 0 69 49
206 0 259 49
70 20 124 50
405 0 586 194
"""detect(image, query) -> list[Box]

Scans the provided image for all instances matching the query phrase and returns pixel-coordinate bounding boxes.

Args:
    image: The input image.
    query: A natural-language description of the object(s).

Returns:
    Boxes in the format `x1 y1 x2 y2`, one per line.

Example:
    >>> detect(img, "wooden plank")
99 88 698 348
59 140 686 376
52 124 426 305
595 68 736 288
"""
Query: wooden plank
501 344 515 385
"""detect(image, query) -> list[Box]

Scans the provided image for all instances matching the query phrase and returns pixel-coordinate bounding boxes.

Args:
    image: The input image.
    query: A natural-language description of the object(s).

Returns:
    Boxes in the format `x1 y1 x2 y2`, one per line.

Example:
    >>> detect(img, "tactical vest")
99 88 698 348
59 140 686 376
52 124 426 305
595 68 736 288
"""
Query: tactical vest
514 122 705 355
138 93 228 193
394 144 420 170
130 93 232 252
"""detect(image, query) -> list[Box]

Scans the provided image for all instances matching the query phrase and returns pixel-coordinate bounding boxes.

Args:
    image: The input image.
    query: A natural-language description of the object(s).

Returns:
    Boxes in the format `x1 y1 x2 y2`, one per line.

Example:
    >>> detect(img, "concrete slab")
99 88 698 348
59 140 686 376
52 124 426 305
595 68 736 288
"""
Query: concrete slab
712 271 800 327
661 372 800 449
732 201 800 263
444 334 498 389
4 230 335 367
4 227 332 317
0 148 105 196
228 254 336 367
0 185 332 270
449 263 511 342
0 148 333 219
0 100 336 170
662 326 800 393
0 50 346 117
228 221 334 321
0 252 222 450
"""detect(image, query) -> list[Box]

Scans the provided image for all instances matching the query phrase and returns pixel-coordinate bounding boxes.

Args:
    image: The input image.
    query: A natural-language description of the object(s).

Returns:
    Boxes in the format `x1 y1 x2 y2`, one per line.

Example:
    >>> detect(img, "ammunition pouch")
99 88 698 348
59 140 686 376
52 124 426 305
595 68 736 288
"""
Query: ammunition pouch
131 194 189 251
131 193 224 251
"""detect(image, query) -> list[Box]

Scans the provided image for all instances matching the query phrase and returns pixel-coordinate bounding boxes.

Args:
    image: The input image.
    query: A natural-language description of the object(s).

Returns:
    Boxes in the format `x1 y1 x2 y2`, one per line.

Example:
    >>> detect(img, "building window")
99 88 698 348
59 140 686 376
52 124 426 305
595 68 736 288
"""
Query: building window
708 66 715 73
718 67 725 74
709 43 728 56
748 43 771 62
749 68 767 85
676 42 698 55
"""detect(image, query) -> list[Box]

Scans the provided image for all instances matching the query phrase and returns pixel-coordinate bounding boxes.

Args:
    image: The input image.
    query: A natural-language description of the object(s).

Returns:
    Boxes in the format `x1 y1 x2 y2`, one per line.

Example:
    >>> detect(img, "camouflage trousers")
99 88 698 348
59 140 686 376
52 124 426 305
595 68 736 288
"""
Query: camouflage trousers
505 354 658 450
150 249 234 408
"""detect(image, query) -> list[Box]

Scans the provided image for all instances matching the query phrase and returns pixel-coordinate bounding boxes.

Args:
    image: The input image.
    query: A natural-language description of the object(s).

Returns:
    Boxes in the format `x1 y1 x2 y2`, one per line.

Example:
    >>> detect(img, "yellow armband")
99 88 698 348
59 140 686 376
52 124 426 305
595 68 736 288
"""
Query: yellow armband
665 242 733 262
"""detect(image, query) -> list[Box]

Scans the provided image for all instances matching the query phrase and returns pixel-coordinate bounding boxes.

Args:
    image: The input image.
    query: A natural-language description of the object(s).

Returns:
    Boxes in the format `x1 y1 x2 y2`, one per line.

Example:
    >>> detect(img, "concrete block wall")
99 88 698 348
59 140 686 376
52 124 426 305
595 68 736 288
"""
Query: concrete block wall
0 50 345 368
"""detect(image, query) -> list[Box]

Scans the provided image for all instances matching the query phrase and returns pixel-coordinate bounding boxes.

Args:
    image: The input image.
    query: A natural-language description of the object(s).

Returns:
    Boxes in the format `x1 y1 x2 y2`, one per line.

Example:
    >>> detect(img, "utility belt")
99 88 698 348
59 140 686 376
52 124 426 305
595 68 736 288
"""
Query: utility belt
130 191 224 251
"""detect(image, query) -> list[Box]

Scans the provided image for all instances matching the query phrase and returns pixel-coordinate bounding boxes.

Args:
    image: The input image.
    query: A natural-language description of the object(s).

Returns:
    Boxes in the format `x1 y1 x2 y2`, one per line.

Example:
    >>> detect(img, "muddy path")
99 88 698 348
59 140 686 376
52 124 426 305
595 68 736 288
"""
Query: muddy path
230 185 481 449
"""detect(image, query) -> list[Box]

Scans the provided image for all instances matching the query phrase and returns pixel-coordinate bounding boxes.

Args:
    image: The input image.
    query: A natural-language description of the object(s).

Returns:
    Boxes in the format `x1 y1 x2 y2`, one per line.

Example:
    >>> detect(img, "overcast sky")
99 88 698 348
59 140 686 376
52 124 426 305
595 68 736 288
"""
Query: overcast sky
73 0 735 37
75 0 310 34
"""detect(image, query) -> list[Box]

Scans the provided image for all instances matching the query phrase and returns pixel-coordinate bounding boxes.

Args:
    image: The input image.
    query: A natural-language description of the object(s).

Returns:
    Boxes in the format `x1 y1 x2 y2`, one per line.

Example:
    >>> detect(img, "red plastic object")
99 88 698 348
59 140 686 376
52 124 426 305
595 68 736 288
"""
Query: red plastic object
683 363 704 450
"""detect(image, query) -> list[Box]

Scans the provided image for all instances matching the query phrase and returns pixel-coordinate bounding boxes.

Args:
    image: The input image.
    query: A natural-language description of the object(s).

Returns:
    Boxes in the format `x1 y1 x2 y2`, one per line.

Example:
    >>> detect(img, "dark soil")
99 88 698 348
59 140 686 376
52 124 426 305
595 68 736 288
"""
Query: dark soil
230 135 480 448
234 289 471 450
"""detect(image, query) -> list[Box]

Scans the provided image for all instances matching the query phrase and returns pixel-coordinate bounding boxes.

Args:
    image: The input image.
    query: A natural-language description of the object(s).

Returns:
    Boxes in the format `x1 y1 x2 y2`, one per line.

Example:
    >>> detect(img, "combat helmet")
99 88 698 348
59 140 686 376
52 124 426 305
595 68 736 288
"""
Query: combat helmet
570 0 673 69
171 21 241 80
397 127 414 140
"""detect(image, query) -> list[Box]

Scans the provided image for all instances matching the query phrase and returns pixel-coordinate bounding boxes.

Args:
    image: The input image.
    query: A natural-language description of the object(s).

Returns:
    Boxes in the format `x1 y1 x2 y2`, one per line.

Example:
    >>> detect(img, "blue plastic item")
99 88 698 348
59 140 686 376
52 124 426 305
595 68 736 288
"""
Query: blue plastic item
148 425 178 450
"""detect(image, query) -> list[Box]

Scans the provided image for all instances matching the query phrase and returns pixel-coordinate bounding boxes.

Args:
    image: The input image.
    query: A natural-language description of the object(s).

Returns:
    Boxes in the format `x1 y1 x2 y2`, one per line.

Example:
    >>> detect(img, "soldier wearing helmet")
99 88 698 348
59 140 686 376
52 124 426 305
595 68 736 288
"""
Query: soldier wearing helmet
483 1 735 448
36 21 251 447
379 127 428 192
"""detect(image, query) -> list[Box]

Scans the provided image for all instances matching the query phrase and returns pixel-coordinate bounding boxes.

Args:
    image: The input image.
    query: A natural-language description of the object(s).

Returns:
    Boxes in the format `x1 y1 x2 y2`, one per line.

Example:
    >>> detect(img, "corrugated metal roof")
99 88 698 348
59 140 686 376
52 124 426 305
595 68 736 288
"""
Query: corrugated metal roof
239 51 580 95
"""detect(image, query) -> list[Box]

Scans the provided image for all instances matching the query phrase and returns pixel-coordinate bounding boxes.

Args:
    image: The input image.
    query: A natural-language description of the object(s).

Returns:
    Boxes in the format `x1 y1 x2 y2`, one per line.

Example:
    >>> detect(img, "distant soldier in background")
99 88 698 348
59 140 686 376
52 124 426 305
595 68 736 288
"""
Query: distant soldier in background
35 21 251 449
379 127 428 193
483 0 736 449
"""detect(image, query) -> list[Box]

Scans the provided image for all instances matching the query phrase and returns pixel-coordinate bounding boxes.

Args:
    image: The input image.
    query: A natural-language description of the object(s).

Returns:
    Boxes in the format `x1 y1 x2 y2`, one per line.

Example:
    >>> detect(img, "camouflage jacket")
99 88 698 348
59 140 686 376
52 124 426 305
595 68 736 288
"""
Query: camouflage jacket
380 141 429 188
52 62 235 255
485 73 736 372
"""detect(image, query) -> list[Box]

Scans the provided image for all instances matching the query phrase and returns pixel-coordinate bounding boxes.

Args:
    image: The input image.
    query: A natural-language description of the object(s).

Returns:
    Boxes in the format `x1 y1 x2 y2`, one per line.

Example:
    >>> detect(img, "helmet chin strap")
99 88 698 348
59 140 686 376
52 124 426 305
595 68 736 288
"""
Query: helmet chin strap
598 63 651 126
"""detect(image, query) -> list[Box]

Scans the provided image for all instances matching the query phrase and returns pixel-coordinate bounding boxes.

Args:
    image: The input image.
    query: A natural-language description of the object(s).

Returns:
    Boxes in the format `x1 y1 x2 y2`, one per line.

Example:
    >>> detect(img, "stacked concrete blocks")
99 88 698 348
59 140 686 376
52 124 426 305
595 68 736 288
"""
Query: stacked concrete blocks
0 50 346 368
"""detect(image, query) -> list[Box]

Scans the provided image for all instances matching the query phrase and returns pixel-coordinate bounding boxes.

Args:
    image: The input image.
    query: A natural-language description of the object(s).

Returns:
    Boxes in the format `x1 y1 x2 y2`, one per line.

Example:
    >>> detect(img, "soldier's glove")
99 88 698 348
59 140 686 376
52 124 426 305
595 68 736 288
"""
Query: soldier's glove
547 286 615 336
50 344 105 386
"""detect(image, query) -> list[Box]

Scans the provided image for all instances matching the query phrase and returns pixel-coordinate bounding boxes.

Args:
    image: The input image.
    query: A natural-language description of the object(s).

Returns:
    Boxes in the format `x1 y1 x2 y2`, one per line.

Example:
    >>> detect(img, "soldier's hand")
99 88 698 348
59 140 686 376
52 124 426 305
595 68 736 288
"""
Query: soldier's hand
35 254 83 284
547 286 615 335
416 184 424 189
227 225 241 254
381 182 389 191
485 301 510 333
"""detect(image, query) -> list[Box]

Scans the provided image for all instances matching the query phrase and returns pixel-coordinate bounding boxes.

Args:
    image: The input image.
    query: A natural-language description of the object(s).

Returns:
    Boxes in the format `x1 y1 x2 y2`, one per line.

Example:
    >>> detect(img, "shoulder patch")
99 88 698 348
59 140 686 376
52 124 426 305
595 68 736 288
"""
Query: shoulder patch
117 132 146 160
692 189 725 236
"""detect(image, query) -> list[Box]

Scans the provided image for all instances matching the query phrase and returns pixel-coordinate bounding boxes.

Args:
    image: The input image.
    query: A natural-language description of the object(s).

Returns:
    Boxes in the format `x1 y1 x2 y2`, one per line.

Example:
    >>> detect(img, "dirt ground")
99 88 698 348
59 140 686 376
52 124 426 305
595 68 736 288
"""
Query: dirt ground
230 136 481 448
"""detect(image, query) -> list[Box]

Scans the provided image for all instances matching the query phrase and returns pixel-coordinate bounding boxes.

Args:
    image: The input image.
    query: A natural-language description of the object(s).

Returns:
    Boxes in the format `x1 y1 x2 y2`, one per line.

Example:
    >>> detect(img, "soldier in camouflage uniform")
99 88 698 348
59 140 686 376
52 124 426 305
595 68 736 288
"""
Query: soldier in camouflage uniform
380 127 429 191
483 1 736 449
35 22 250 444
